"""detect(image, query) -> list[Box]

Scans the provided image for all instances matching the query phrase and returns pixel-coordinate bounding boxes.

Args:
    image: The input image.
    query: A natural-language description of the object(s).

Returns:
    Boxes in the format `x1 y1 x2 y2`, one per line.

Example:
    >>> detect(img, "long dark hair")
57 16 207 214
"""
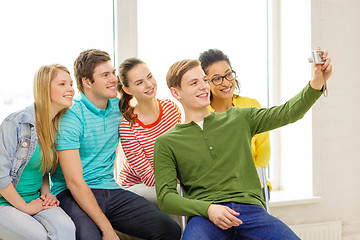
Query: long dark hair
117 57 145 127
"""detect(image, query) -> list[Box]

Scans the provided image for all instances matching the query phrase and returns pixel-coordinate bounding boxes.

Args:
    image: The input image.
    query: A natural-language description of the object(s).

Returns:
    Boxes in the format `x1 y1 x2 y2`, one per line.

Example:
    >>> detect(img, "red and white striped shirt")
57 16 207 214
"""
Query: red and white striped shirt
118 99 181 187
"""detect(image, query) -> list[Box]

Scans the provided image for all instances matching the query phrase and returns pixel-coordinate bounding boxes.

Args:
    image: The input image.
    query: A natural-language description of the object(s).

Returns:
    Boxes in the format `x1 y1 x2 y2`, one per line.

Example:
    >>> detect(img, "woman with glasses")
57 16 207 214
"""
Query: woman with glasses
199 49 272 194
117 57 181 204
0 64 76 239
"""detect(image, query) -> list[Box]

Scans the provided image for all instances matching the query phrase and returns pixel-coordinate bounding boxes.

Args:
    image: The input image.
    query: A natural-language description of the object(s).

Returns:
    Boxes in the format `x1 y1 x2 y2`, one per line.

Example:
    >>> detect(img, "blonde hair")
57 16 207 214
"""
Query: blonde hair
166 59 201 89
33 64 70 174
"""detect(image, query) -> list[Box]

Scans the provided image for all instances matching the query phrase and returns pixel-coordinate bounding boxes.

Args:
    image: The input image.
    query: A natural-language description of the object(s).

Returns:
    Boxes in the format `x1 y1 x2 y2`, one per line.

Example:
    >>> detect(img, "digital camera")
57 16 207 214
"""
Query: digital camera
308 50 325 64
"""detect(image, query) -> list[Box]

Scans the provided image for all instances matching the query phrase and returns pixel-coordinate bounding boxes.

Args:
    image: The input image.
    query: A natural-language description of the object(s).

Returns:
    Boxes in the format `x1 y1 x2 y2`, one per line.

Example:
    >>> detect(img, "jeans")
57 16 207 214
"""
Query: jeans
0 205 75 240
57 188 181 240
124 184 158 205
182 203 300 240
125 184 183 228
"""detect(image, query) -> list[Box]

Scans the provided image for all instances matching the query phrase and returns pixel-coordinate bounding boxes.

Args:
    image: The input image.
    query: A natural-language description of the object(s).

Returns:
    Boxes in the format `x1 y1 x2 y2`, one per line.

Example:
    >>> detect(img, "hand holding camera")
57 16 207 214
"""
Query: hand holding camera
309 48 332 96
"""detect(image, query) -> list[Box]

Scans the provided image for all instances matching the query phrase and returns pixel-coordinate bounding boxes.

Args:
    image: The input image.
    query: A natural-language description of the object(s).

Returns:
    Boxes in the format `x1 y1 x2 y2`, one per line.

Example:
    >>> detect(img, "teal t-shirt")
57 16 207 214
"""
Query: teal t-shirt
0 143 42 205
51 93 122 196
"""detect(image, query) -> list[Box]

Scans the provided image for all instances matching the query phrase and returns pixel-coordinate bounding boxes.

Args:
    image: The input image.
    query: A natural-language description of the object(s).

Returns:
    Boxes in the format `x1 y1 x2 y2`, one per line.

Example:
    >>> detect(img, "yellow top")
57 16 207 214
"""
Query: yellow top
208 95 272 190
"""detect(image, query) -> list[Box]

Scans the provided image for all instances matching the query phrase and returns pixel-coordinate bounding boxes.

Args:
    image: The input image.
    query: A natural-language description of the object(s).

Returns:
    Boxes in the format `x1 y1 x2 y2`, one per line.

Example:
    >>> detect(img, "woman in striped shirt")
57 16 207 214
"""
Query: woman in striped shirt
117 57 181 204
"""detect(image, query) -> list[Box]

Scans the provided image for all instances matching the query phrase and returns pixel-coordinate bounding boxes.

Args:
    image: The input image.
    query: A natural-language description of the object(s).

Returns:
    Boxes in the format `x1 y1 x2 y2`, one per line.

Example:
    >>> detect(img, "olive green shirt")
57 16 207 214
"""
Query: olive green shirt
154 83 322 218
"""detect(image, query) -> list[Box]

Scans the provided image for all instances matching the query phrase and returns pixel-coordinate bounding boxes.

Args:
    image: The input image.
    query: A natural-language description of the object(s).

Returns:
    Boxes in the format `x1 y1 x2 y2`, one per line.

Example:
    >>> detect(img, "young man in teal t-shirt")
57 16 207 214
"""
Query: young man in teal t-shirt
154 49 332 240
51 49 181 240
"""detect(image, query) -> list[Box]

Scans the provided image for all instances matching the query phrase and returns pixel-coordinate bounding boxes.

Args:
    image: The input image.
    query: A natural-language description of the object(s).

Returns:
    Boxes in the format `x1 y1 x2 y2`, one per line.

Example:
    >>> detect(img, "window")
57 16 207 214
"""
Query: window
135 0 313 195
0 0 114 122
0 0 313 198
137 0 269 107
269 0 312 196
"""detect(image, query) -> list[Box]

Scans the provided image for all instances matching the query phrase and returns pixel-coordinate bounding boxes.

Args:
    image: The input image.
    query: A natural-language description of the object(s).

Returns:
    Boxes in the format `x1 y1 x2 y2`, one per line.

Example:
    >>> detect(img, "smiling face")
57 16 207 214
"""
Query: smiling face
206 60 236 101
83 61 118 108
171 66 210 112
124 63 157 102
50 69 74 113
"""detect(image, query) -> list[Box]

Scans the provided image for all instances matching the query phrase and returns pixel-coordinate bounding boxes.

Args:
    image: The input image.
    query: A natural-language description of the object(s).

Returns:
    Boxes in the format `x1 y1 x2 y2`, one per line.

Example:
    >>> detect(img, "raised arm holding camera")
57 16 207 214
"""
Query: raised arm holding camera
154 48 332 240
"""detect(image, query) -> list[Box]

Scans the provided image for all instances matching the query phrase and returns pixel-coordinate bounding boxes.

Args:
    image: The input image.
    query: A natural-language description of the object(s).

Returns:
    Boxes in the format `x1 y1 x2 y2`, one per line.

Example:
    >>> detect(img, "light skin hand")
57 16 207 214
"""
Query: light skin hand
207 204 243 230
24 198 51 215
0 183 48 215
310 47 333 90
40 193 60 207
40 174 59 206
102 230 120 240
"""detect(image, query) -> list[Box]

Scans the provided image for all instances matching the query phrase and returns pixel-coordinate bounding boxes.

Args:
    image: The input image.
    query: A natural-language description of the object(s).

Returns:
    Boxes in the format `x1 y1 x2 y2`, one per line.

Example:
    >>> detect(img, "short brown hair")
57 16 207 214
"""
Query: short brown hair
74 49 111 92
166 59 200 89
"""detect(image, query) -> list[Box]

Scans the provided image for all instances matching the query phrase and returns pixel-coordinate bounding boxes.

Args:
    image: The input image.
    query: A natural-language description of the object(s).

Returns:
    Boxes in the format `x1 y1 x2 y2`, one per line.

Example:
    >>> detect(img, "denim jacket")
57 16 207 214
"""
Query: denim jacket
0 104 38 196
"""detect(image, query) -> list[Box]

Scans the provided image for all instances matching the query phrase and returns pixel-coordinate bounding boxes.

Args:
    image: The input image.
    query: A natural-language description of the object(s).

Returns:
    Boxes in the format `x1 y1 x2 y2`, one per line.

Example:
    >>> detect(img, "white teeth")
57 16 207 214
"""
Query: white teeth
145 88 154 94
198 93 207 97
221 87 231 92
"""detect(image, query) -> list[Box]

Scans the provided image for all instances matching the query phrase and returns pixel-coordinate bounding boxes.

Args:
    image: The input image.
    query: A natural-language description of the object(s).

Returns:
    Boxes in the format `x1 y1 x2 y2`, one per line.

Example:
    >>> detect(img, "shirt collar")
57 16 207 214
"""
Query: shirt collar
19 104 36 125
79 92 114 116
176 112 215 129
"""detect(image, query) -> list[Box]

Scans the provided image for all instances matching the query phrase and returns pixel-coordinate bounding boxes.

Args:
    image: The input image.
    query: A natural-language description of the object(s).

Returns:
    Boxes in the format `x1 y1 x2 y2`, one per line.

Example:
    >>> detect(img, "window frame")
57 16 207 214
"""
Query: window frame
115 0 313 196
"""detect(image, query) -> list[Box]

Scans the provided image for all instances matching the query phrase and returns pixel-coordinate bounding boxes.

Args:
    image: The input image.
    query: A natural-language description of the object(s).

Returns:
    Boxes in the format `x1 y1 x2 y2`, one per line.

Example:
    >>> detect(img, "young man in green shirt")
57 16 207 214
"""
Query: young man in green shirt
154 49 332 239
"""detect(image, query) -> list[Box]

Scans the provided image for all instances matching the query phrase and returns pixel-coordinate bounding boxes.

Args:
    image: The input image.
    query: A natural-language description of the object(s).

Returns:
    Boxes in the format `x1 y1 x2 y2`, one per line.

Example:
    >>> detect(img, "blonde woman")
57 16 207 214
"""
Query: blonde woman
0 64 76 240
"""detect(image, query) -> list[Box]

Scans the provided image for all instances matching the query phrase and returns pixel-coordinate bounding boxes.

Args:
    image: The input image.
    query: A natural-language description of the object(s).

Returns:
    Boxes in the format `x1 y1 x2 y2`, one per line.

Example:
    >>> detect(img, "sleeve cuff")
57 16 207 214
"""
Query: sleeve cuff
56 143 80 151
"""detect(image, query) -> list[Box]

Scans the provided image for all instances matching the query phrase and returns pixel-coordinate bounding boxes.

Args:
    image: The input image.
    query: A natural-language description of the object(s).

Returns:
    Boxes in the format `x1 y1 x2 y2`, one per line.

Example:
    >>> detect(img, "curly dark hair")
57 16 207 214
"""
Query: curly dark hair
198 49 232 74
199 49 240 102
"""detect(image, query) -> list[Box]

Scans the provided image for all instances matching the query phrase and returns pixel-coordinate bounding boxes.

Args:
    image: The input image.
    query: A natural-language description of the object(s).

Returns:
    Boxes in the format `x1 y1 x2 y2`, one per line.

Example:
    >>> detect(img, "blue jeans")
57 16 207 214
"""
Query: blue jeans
182 203 300 240
57 188 181 240
0 205 75 240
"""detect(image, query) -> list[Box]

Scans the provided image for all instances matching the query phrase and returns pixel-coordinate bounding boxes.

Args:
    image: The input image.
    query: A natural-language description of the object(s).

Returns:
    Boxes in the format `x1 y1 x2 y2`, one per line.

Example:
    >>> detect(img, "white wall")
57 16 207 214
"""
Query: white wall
271 0 360 239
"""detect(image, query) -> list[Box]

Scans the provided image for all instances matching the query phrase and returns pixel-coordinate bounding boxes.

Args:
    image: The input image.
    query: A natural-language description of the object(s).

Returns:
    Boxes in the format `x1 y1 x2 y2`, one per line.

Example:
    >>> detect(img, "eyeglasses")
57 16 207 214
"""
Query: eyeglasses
210 70 236 86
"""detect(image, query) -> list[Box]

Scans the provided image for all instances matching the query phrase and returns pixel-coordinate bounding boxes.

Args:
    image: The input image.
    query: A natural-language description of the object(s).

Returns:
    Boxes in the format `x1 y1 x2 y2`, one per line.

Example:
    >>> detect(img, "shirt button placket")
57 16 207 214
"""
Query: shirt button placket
200 129 213 155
